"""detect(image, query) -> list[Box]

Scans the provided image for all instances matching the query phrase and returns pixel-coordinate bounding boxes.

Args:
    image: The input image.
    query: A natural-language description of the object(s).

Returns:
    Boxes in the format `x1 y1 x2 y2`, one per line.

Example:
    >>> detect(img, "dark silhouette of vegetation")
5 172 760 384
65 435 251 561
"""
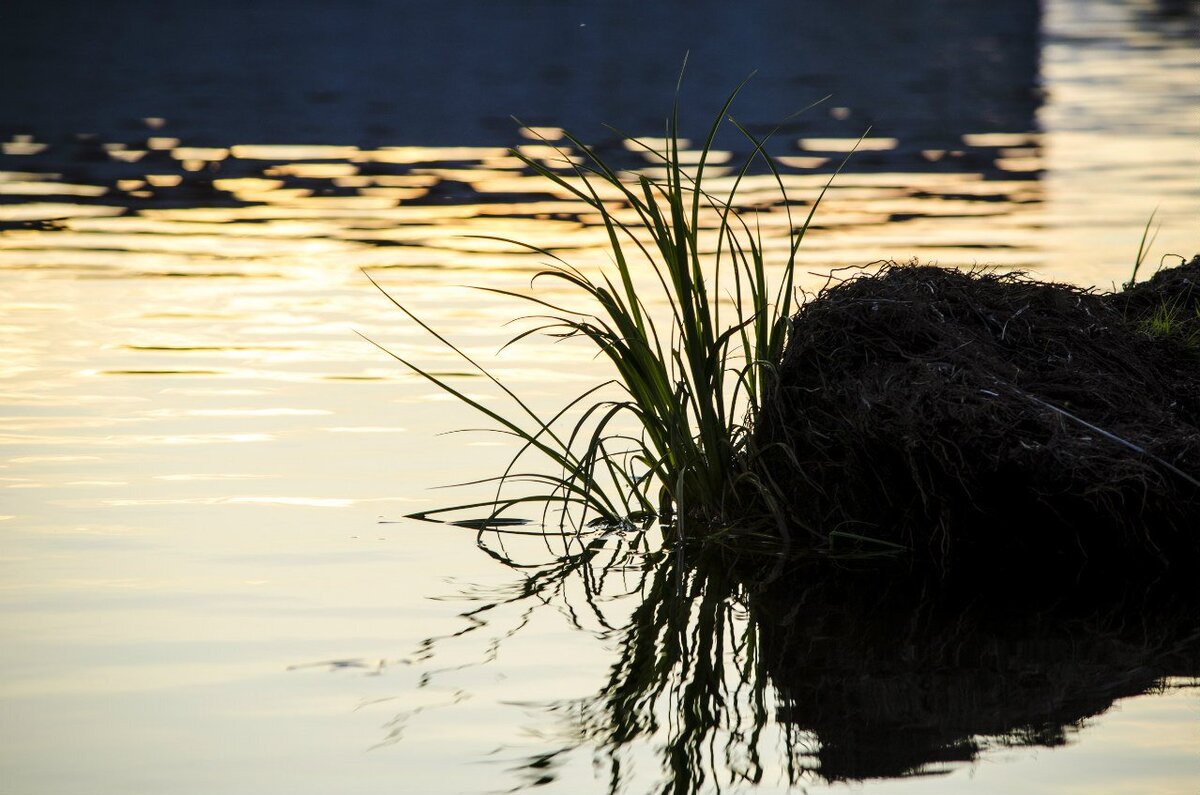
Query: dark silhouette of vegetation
374 80 1199 570
368 84 1200 795
755 256 1200 567
406 533 1200 793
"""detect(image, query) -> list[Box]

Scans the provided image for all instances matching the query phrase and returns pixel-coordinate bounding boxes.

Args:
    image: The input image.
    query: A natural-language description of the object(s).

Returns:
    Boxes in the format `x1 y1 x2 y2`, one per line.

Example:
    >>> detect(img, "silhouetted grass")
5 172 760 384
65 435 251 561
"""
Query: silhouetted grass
365 72 854 534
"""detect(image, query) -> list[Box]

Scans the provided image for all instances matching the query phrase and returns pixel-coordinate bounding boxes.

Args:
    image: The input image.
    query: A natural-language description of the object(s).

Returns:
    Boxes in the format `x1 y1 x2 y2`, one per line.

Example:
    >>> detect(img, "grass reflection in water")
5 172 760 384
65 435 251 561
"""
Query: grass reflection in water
372 85 1198 793
408 527 1200 794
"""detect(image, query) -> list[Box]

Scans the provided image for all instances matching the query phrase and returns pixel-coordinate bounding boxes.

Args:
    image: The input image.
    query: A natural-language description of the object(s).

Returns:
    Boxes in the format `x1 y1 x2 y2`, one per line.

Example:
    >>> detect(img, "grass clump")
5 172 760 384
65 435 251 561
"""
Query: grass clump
365 81 1199 568
1124 215 1200 349
366 75 849 534
1119 251 1200 352
1139 298 1200 349
755 256 1200 566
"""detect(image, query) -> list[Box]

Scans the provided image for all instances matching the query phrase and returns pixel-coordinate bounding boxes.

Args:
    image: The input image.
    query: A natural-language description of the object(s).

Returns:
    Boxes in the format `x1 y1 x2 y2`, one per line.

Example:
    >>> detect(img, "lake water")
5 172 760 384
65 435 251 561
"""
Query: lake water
2 1 1198 793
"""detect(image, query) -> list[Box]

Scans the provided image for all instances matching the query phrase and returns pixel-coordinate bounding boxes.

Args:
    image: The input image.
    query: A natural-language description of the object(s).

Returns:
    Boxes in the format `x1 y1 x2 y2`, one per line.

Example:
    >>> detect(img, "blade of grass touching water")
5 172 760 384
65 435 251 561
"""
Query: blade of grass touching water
366 75 859 537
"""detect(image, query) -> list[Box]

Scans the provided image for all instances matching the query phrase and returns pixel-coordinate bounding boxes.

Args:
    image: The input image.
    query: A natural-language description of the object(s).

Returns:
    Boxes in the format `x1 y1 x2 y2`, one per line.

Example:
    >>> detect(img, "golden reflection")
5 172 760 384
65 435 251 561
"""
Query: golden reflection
0 416 130 431
624 140 732 165
775 155 830 169
1 478 44 488
622 136 690 150
230 144 359 160
361 146 508 163
97 496 400 510
152 473 263 481
627 164 735 181
962 132 1039 147
799 136 899 151
0 182 107 197
328 176 370 188
127 433 276 445
98 369 224 376
514 144 584 165
411 166 534 183
211 177 284 193
0 171 57 181
0 230 355 257
1 141 48 156
0 203 124 222
519 126 565 141
261 195 400 210
357 187 430 201
0 432 274 446
156 388 266 395
321 426 406 433
176 408 331 417
354 175 439 188
266 162 357 178
226 496 354 508
170 146 229 162
478 153 528 170
996 155 1042 172
462 173 620 199
66 217 343 238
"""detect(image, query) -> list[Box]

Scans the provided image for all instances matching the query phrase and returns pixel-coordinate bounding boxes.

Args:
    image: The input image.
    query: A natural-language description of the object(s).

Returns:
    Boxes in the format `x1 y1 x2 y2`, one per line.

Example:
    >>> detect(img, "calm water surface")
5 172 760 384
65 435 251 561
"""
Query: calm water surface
2 1 1198 792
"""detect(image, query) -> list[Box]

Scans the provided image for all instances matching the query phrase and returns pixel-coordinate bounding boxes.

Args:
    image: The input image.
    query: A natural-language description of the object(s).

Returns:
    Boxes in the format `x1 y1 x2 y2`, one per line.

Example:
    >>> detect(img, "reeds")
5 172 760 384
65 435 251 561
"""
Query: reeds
365 75 850 534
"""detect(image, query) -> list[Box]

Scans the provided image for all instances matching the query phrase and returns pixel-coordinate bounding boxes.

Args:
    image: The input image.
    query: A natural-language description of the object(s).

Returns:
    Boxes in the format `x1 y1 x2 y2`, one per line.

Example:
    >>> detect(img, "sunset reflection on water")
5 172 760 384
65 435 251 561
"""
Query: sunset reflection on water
0 0 1197 793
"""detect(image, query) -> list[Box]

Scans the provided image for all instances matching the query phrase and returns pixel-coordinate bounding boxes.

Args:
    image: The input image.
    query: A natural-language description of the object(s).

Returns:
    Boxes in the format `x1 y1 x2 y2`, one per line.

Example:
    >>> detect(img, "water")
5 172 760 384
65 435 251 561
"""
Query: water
2 1 1198 792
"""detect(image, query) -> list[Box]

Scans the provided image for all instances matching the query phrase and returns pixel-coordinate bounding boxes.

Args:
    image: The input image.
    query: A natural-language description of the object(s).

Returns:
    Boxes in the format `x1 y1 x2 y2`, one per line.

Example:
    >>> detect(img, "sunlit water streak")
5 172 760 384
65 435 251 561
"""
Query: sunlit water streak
1 1 1197 793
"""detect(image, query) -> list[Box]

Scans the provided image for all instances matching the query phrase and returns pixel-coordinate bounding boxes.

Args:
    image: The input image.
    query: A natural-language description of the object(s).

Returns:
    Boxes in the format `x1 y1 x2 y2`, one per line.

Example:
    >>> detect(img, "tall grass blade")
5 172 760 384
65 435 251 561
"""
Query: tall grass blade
368 78 853 537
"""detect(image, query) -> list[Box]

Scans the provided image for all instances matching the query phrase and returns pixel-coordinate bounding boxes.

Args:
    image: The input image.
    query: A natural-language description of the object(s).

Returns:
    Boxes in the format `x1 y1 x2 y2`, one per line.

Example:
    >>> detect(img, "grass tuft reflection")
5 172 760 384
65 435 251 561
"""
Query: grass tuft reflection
410 530 1200 793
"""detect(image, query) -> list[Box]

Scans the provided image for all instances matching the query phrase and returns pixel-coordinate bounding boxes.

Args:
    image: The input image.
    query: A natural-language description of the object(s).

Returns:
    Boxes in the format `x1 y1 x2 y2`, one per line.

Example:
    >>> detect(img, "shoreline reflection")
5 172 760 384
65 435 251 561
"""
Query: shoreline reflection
411 530 1200 793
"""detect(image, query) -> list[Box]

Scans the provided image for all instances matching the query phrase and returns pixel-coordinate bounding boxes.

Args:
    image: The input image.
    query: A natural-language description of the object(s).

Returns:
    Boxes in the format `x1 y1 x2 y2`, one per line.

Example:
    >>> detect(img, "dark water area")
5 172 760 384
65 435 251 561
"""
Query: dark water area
5 0 1040 149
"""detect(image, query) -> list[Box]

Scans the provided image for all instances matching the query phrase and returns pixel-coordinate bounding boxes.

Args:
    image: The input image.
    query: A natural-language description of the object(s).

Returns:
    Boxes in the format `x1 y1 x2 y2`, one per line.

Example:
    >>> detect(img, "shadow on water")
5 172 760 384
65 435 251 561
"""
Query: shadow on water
413 529 1200 793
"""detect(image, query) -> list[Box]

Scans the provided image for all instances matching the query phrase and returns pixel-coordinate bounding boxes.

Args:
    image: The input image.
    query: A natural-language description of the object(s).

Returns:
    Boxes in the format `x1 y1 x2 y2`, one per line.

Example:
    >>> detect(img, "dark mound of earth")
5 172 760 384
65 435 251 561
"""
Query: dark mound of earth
755 255 1200 569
